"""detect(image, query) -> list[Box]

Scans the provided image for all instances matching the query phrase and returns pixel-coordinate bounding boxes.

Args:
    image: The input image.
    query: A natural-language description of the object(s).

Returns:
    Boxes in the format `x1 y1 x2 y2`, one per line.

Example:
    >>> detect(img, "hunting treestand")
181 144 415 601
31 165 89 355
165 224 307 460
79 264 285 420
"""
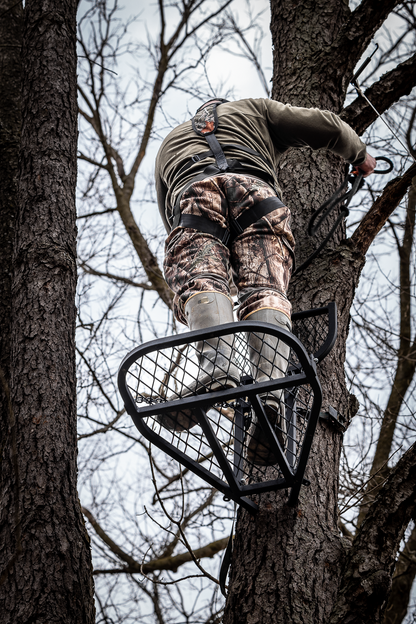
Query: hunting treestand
117 303 337 513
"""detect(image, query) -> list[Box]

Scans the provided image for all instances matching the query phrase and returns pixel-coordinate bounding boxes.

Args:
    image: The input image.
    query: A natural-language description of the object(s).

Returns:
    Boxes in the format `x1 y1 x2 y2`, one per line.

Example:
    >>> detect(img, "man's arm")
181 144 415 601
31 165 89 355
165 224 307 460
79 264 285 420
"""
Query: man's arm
264 100 368 166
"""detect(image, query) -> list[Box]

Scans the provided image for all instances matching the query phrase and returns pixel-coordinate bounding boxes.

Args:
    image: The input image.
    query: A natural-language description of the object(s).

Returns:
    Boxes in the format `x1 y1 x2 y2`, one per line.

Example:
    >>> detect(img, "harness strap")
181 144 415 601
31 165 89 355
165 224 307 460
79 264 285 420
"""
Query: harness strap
232 196 285 237
171 165 222 228
171 102 284 241
178 214 230 246
171 162 277 229
204 134 229 171
176 195 285 246
177 143 275 177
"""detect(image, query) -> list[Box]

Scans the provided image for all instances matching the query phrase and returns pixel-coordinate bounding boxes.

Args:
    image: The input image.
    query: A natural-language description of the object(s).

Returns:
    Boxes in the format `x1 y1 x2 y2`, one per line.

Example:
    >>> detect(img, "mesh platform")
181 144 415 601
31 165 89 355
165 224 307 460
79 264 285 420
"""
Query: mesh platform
118 304 337 512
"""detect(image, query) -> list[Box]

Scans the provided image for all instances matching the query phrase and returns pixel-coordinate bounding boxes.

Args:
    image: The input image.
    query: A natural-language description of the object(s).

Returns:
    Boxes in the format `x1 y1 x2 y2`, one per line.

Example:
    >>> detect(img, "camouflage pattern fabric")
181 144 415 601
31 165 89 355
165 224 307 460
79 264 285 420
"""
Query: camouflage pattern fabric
164 173 295 325
192 103 217 134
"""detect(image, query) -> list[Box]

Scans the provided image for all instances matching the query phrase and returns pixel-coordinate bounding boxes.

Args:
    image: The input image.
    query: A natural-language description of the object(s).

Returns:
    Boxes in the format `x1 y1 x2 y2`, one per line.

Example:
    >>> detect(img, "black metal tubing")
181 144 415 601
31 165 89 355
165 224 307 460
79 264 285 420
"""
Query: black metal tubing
118 320 318 424
118 314 330 512
249 394 294 482
119 320 313 378
130 407 259 513
285 387 297 468
192 405 242 498
241 477 287 494
291 302 337 363
129 372 308 420
288 385 322 505
233 402 245 482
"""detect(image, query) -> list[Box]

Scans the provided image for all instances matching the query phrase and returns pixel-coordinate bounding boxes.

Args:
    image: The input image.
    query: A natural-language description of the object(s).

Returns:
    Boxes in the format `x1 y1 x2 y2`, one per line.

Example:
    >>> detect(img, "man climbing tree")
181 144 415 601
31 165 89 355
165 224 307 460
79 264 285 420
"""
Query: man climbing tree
155 97 376 464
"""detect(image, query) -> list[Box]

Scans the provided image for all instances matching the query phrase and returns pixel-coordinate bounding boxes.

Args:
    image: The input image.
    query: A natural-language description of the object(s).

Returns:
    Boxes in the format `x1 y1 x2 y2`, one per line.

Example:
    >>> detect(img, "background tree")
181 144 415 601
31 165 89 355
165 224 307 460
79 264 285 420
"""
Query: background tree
0 0 95 622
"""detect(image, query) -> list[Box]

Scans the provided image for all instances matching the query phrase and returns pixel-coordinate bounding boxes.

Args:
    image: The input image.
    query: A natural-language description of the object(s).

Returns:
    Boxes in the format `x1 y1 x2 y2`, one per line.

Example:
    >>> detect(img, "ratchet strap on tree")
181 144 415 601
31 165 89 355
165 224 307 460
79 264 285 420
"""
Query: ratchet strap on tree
171 101 284 243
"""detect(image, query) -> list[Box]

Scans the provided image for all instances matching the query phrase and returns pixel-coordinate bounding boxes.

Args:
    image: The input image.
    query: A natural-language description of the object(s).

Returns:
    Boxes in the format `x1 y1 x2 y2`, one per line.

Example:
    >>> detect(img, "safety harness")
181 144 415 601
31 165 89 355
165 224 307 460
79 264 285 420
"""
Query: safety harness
171 100 285 246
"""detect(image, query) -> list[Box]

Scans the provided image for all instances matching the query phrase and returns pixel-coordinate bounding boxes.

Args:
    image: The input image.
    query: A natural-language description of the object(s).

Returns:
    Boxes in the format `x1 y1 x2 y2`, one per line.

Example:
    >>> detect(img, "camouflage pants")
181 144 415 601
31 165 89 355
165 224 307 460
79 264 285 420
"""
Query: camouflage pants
164 173 295 326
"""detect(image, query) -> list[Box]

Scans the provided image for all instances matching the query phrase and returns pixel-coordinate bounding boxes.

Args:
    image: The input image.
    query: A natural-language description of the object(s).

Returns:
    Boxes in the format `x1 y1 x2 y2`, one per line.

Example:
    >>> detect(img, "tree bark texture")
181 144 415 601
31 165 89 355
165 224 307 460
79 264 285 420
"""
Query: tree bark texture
0 0 22 453
383 524 416 624
0 0 24 597
224 2 414 623
0 1 95 622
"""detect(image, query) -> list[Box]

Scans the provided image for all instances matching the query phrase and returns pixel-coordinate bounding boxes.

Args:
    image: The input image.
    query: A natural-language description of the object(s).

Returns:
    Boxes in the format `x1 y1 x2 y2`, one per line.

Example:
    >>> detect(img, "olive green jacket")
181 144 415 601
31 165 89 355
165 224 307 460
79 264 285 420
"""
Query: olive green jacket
155 98 366 232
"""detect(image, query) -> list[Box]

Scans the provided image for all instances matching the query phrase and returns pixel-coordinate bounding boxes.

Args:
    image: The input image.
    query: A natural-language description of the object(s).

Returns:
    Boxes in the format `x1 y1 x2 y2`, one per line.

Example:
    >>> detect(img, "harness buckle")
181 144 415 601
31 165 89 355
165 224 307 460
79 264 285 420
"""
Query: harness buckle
191 155 201 163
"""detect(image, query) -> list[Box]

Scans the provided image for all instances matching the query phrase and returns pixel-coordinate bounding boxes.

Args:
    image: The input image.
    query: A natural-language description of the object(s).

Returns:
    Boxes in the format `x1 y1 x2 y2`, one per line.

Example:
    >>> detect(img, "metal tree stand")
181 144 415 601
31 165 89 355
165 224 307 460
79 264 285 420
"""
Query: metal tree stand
118 303 337 514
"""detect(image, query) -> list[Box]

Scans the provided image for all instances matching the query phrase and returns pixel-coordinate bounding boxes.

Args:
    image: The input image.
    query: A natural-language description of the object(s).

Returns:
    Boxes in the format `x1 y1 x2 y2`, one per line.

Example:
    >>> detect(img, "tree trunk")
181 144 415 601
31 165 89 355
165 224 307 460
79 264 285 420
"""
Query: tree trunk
0 0 23 596
0 1 95 622
223 1 401 622
0 0 22 466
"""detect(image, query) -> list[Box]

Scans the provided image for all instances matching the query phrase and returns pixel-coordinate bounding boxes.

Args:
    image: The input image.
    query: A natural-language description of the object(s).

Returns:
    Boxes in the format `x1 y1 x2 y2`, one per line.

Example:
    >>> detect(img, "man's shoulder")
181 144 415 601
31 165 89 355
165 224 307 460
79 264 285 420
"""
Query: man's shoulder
219 98 268 116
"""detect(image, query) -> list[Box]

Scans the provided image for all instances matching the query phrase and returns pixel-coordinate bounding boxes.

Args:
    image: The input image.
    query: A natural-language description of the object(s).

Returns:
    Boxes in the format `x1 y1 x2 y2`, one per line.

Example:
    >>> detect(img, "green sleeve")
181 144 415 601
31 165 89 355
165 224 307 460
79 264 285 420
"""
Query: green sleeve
264 101 367 164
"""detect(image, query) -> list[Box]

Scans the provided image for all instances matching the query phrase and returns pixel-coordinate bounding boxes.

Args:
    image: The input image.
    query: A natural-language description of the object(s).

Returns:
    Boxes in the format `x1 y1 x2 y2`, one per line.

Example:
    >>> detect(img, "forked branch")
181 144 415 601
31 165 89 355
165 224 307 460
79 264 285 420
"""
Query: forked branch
350 165 416 257
330 443 416 624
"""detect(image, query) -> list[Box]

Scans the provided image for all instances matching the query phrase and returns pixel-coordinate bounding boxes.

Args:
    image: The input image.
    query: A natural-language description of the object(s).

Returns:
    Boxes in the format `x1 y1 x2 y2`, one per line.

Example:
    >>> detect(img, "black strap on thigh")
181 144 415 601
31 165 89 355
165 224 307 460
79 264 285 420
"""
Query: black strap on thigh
230 196 285 239
171 165 225 229
176 195 286 247
178 214 231 245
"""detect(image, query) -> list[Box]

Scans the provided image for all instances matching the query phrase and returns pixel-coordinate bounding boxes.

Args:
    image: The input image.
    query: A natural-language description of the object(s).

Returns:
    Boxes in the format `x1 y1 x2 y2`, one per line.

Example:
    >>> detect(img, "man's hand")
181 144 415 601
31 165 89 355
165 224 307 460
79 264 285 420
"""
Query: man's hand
355 152 377 177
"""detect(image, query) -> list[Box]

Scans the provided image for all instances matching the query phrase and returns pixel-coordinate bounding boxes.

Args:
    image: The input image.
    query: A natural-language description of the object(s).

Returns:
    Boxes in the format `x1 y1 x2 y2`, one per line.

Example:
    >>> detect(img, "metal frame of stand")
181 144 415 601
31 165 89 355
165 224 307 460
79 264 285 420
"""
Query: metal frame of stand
118 303 337 513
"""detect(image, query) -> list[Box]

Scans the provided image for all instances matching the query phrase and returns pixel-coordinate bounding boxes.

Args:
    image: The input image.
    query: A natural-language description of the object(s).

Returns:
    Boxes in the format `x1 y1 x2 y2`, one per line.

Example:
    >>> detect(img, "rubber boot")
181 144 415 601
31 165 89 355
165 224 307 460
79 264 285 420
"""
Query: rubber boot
246 309 291 465
158 292 240 431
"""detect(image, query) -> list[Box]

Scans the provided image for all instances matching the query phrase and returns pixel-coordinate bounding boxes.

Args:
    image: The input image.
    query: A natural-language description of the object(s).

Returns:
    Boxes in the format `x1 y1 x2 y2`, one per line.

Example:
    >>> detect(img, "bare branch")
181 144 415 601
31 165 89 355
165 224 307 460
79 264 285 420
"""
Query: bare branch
77 409 124 440
355 177 416 527
329 443 416 624
341 51 416 136
82 507 228 575
350 164 416 257
78 261 155 290
407 105 416 159
383 523 416 624
77 207 117 219
329 0 402 83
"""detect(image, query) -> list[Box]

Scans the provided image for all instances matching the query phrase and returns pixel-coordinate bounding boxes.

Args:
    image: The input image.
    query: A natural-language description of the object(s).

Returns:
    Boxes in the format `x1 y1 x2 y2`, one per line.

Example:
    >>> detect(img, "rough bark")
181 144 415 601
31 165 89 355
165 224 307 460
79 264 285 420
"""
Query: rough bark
0 0 23 594
224 2 416 623
0 0 22 455
269 0 400 112
225 3 356 622
383 524 416 624
0 1 95 622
